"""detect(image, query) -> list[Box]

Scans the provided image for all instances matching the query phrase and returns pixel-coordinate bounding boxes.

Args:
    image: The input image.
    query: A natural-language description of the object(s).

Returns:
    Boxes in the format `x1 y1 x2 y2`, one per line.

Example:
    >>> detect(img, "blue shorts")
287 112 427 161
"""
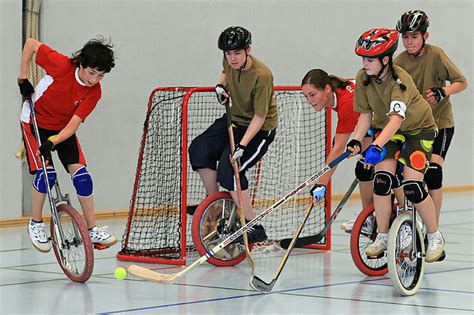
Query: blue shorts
189 115 276 191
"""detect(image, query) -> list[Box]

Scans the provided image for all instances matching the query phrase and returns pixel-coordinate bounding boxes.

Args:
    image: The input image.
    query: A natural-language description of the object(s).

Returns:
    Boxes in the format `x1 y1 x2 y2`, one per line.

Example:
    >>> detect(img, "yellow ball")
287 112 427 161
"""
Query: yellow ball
114 267 127 280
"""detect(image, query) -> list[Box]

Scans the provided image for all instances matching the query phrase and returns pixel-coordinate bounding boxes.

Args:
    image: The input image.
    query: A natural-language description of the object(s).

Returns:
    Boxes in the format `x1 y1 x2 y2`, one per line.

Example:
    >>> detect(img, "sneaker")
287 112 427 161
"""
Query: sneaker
340 219 356 233
366 234 387 257
234 224 268 244
28 219 51 253
89 226 117 248
426 231 445 263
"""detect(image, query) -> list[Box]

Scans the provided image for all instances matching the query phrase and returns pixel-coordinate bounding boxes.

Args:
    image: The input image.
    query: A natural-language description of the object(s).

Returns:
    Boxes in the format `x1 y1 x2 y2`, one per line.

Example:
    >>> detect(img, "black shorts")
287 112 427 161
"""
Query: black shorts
21 122 86 174
432 127 454 159
189 115 276 191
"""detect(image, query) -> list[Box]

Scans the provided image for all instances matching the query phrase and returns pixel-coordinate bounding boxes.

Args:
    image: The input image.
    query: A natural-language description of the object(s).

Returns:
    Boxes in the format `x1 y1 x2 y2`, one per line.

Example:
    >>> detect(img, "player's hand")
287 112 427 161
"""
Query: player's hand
18 78 35 98
215 84 230 105
346 139 362 157
425 87 446 106
310 184 326 203
231 143 246 163
38 140 54 157
362 144 386 165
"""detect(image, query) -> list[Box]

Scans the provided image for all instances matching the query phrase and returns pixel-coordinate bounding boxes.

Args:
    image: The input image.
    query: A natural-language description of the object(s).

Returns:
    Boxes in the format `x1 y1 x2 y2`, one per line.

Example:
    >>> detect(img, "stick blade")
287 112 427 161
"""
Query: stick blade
279 234 324 249
249 275 275 293
127 264 176 284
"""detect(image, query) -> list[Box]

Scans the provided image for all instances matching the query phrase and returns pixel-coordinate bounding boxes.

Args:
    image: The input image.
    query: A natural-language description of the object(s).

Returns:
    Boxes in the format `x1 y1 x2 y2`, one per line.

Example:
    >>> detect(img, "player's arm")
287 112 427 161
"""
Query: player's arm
316 132 351 186
215 71 230 104
347 112 372 156
239 114 265 147
19 38 43 79
425 81 468 106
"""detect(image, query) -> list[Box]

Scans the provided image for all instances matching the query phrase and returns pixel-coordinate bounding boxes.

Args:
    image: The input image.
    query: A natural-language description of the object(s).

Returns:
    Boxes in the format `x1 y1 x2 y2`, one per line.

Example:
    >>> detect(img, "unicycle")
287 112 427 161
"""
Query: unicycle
27 96 94 282
191 192 253 266
387 197 425 296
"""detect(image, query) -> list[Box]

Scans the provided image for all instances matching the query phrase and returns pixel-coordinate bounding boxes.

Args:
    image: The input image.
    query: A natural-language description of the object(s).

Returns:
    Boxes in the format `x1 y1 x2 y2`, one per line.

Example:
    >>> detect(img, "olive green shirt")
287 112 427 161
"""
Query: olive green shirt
223 55 278 131
394 44 466 129
354 65 436 133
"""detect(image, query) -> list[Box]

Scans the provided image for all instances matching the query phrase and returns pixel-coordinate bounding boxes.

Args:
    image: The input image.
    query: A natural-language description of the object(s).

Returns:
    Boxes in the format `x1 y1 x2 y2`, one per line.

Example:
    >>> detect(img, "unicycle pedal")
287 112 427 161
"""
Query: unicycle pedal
94 243 113 250
367 252 385 259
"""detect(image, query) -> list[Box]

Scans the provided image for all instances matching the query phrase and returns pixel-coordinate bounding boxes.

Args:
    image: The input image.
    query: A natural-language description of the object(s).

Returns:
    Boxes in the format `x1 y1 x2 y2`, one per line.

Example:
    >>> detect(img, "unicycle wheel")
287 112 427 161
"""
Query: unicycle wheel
191 192 252 266
50 204 94 282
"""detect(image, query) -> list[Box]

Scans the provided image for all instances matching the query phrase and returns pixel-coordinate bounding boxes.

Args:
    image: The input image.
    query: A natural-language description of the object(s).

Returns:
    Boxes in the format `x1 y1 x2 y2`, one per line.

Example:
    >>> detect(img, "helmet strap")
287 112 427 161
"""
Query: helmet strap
374 57 389 84
238 51 249 83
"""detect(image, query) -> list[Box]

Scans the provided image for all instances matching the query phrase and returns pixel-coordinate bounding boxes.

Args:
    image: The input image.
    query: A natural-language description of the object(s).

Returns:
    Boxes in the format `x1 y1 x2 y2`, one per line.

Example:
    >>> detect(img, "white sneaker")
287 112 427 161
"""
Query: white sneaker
426 231 445 263
366 234 387 257
340 219 356 233
89 226 117 248
28 219 51 253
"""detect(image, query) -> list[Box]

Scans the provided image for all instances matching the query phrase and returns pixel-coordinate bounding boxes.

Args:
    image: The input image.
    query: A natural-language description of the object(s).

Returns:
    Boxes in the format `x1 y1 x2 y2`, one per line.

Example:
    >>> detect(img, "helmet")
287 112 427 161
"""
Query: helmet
355 28 399 58
396 10 429 34
218 26 252 51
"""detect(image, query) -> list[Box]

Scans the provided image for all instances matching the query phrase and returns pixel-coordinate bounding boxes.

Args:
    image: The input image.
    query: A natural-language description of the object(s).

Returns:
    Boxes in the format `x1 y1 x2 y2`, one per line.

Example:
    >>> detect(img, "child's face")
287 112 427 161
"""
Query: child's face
78 66 105 87
402 32 425 55
302 84 331 111
224 48 250 69
362 57 383 76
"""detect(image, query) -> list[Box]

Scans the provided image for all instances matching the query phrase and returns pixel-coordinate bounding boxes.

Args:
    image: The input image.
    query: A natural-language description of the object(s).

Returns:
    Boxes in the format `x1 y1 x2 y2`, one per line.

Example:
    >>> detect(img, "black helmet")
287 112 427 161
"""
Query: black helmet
396 10 429 34
218 26 252 51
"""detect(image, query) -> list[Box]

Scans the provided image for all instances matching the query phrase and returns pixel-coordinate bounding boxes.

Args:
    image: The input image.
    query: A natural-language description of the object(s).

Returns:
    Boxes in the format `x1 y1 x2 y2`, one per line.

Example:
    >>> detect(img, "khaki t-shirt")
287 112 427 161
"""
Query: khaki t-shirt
354 65 436 133
223 55 278 131
394 44 466 129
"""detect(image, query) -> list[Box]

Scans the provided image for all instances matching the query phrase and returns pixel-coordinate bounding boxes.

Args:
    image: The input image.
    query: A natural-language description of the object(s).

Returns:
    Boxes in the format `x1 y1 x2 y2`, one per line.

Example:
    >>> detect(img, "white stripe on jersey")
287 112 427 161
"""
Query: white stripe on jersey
20 75 54 123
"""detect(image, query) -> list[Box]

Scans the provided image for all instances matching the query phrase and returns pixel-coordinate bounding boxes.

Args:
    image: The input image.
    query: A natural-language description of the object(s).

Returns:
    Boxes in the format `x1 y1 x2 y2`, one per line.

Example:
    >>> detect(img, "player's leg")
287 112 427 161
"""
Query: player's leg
188 115 228 214
401 130 444 262
21 121 55 252
425 127 454 225
366 159 397 257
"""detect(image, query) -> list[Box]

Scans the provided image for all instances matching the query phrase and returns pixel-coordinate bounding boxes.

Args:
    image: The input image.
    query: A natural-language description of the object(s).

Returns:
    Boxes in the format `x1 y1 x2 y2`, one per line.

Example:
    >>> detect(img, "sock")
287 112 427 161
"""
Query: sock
31 219 43 224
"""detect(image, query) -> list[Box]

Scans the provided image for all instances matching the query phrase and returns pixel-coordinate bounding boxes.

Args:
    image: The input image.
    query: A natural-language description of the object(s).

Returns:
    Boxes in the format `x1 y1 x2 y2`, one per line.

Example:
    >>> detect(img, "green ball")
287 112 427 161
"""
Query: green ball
114 267 127 280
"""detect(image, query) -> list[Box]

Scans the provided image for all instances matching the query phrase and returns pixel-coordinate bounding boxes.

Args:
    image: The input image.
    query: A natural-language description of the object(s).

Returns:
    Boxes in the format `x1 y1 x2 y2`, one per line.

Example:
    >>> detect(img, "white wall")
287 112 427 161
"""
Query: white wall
1 0 472 219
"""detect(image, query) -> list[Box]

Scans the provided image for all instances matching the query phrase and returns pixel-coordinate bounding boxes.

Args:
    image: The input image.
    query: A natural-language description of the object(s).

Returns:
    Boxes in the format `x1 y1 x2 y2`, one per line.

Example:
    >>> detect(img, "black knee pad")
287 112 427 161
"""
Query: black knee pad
355 160 374 182
392 166 404 189
403 180 429 204
424 163 443 190
373 170 395 196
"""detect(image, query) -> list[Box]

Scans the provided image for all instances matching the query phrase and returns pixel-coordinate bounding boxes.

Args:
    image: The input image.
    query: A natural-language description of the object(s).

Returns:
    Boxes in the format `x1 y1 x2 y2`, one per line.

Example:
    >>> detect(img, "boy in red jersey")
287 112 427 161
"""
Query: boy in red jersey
18 37 117 252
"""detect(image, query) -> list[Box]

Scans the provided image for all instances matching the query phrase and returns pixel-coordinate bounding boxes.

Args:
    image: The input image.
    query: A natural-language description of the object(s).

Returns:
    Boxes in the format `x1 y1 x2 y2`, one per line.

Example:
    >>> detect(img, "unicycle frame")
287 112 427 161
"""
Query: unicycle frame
26 96 89 266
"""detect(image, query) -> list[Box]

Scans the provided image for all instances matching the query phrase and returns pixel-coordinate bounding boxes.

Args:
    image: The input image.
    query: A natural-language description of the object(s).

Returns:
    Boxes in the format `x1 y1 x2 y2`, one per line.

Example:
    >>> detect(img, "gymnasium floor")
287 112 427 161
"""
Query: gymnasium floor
0 191 472 314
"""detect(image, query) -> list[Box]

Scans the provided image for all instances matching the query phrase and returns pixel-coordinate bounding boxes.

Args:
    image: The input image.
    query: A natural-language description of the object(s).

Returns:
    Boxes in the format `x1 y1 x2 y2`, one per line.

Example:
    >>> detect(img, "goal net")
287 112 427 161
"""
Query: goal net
117 86 332 265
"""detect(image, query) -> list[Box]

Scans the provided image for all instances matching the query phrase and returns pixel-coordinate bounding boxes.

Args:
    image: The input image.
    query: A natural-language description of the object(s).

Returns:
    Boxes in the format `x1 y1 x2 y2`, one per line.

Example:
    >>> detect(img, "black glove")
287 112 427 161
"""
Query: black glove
215 84 229 104
38 140 54 157
346 139 362 151
18 78 35 98
430 87 446 103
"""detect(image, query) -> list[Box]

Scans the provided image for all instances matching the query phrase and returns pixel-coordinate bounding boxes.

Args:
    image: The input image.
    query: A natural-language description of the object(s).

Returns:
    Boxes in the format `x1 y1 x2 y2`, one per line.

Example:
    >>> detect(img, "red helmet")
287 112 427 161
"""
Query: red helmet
355 28 399 58
396 10 429 34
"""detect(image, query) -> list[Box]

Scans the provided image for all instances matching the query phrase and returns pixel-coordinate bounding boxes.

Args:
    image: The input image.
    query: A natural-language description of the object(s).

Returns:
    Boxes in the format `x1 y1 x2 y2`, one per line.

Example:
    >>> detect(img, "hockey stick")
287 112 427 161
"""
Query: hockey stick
224 101 254 272
250 202 314 293
127 150 350 284
280 178 359 249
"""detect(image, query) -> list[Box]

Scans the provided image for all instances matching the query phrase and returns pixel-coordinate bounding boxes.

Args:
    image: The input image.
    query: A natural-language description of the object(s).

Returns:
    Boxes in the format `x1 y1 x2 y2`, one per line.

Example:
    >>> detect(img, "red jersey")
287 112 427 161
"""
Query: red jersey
331 81 359 134
31 44 101 130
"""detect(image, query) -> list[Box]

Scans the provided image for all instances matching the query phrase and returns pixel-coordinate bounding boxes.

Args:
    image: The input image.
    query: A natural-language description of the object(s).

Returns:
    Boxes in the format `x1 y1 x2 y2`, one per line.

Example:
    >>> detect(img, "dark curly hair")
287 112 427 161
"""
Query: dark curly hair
71 36 115 73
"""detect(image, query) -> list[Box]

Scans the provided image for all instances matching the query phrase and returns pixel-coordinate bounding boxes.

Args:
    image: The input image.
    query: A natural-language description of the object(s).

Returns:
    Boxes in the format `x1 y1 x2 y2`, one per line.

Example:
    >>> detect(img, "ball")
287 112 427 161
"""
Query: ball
114 267 127 280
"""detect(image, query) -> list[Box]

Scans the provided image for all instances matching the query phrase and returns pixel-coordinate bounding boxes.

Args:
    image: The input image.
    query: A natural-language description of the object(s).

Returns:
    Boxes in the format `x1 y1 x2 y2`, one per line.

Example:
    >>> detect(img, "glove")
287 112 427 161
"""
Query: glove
18 78 35 98
346 139 362 153
38 140 54 157
215 84 229 104
363 144 386 165
310 184 326 202
430 87 446 103
232 143 246 162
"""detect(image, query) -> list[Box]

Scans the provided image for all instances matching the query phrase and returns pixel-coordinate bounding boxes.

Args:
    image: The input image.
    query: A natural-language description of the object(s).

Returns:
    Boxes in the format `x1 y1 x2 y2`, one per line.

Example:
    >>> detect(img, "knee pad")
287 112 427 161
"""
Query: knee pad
373 170 395 196
403 180 428 204
392 166 404 189
33 168 57 193
355 160 374 182
72 166 93 197
424 163 442 190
